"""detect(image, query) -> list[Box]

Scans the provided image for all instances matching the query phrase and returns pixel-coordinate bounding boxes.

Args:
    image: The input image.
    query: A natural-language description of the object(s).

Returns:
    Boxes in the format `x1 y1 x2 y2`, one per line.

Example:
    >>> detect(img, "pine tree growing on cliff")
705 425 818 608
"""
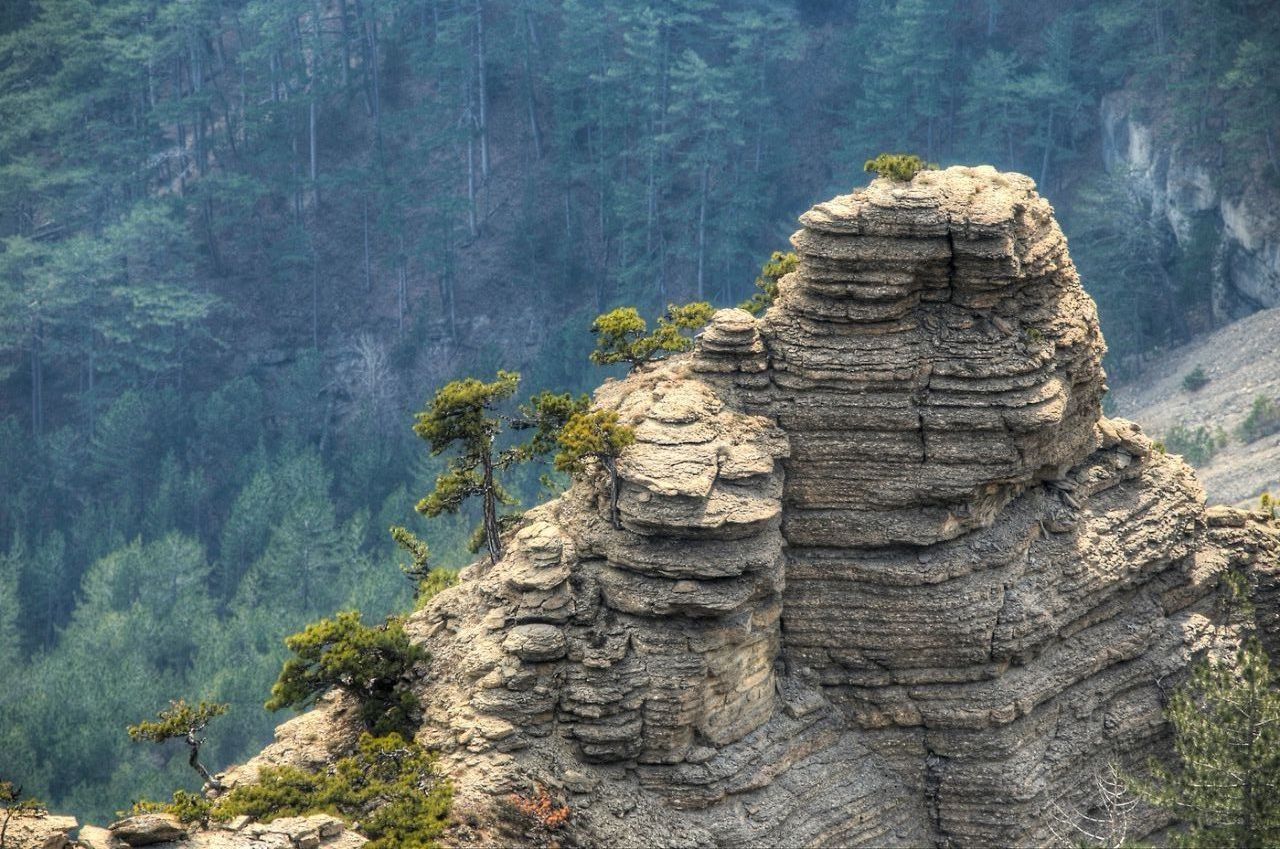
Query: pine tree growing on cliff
739 251 798 315
554 410 636 529
0 780 44 849
127 700 229 791
413 371 522 563
589 302 715 370
265 612 426 736
1135 636 1280 847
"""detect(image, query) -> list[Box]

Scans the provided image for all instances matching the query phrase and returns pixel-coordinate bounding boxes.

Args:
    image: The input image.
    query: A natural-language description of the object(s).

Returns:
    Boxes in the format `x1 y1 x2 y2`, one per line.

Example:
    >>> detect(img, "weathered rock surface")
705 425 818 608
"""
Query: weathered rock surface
2 813 79 848
395 166 1280 847
179 166 1277 849
81 813 364 849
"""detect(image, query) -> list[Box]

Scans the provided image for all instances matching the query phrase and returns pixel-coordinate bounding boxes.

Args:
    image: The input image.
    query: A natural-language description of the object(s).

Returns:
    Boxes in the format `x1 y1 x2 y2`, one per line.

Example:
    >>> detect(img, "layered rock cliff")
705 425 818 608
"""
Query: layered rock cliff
58 166 1274 849
397 166 1279 847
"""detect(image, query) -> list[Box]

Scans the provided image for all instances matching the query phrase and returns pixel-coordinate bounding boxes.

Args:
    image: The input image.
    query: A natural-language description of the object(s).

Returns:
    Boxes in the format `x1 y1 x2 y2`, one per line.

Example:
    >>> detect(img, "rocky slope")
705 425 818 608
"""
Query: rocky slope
1110 305 1280 506
22 166 1276 849
396 167 1279 847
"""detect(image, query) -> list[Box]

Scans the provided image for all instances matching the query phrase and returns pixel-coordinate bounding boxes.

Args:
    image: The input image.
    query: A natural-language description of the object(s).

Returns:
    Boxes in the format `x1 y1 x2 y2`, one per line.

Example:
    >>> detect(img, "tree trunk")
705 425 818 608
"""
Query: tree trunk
1039 107 1054 189
696 162 708 300
30 325 42 438
337 0 351 87
521 2 542 160
606 456 621 529
481 447 502 562
311 252 320 348
309 99 319 206
185 735 223 790
466 117 479 237
363 195 372 292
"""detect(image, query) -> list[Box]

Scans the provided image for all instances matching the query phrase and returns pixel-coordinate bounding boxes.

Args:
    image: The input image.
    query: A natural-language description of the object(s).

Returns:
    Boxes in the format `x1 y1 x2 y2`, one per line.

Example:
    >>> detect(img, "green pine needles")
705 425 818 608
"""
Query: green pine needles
213 734 451 849
127 700 229 791
413 371 522 563
589 302 715 370
265 612 425 737
554 410 636 529
863 153 938 182
740 251 798 315
1 780 45 849
1135 635 1280 847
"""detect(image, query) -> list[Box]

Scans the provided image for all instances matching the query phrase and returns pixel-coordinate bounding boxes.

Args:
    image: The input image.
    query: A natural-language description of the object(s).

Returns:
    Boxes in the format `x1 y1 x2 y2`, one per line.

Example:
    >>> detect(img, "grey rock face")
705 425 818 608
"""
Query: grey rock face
397 167 1280 847
406 168 1279 847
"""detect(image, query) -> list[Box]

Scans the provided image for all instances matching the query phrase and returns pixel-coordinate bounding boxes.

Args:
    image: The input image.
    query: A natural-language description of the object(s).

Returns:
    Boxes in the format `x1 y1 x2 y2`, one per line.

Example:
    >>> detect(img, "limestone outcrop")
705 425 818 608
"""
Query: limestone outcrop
395 166 1280 847
140 166 1277 849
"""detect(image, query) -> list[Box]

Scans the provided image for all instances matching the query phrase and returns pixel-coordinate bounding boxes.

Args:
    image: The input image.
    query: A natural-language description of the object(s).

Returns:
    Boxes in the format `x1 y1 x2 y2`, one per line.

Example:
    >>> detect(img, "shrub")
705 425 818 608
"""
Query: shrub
265 612 426 736
1163 424 1226 466
1236 395 1280 443
128 790 213 825
863 153 938 182
214 733 452 849
1182 366 1210 392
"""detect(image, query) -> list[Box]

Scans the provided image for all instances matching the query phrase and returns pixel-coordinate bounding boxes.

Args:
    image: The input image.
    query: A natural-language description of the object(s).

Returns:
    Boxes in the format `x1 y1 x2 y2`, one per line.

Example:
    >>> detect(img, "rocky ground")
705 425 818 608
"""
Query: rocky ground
1110 305 1280 507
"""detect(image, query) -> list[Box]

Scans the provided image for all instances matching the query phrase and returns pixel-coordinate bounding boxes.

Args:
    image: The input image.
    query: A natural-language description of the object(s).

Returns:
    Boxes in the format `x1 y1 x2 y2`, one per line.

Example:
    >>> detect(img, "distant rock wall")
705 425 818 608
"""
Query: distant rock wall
1101 92 1280 319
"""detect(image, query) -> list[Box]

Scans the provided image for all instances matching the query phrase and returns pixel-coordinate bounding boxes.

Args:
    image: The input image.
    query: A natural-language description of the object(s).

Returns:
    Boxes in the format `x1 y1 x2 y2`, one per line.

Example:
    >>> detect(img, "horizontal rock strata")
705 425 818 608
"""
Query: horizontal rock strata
228 166 1279 849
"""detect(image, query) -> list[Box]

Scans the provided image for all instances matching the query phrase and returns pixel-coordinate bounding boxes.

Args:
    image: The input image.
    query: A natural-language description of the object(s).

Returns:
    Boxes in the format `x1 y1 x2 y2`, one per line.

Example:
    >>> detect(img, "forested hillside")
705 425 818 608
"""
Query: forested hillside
1 0 1276 822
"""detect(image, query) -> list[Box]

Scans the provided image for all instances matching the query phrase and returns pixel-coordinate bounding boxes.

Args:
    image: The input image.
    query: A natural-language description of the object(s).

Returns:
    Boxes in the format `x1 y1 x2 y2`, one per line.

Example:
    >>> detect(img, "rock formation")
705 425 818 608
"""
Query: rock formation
399 166 1279 847
38 166 1271 849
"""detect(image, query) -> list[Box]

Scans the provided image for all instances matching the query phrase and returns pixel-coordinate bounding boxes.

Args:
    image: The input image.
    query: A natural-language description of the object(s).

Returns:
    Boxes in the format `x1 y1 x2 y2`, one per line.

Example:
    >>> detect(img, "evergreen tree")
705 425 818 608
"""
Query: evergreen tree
554 410 635 528
1136 637 1280 847
265 611 425 736
589 302 714 370
412 371 521 562
127 700 229 790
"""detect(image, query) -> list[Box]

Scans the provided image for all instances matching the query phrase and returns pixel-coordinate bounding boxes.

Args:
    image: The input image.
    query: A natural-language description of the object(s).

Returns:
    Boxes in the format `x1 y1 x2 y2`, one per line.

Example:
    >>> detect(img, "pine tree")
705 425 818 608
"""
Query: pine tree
739 251 797 315
589 302 714 370
1 779 45 849
127 700 229 790
1136 636 1280 847
412 371 521 563
554 410 635 528
265 611 426 736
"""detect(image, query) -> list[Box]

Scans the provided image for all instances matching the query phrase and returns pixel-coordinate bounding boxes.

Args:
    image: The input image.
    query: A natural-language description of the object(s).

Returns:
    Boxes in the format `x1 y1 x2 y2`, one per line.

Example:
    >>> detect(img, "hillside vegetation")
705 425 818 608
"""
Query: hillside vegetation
0 0 1277 821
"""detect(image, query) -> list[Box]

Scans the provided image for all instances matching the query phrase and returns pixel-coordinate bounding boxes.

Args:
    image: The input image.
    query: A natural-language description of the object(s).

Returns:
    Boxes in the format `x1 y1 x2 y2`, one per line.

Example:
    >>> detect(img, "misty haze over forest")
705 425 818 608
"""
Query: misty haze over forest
0 0 1277 824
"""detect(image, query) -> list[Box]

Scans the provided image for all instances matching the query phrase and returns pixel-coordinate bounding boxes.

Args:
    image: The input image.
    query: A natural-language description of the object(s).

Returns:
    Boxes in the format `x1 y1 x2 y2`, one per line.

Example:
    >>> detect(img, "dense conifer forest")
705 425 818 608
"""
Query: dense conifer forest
0 0 1277 821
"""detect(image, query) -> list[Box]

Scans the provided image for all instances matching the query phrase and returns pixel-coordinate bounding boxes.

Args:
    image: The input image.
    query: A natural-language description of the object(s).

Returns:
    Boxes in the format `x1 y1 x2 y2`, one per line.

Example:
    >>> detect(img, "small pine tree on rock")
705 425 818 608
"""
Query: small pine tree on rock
589 302 715 370
1 780 45 849
864 153 937 182
413 371 522 563
389 526 458 607
127 700 230 791
555 410 636 528
266 612 426 736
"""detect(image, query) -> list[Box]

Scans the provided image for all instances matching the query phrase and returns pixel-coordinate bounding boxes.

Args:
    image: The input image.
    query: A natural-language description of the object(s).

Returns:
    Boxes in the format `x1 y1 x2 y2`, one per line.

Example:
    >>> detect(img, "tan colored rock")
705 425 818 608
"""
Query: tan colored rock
106 814 184 846
2 813 77 849
215 689 363 791
238 167 1280 848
